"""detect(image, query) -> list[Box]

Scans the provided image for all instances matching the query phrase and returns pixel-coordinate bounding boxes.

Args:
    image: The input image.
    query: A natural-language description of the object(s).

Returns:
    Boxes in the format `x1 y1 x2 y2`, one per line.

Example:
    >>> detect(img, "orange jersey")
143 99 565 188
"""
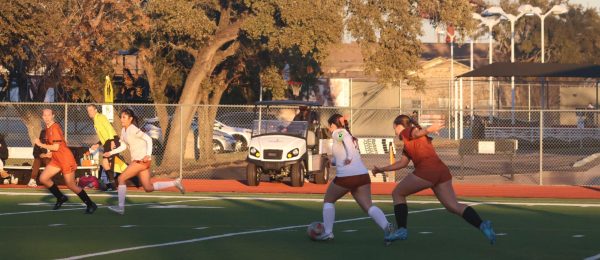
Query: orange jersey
45 123 77 174
400 127 451 185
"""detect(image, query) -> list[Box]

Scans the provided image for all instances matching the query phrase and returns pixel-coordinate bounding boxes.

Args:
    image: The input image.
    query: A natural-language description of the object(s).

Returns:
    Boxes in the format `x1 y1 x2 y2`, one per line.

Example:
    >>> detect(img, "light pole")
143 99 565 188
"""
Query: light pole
483 6 531 124
472 13 501 122
530 5 569 63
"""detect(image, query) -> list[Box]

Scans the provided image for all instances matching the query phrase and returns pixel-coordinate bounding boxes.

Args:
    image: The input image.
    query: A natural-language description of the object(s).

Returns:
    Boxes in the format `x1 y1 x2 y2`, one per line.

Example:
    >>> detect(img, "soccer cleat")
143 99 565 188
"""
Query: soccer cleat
479 220 496 245
27 179 37 187
384 223 396 246
174 178 185 194
108 206 125 215
53 196 68 210
314 232 334 241
85 202 98 214
385 227 408 242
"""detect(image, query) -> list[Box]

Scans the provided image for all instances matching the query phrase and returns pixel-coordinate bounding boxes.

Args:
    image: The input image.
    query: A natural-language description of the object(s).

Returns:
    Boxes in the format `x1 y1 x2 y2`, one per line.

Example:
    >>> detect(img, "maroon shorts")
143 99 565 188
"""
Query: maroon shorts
131 160 151 170
333 174 371 191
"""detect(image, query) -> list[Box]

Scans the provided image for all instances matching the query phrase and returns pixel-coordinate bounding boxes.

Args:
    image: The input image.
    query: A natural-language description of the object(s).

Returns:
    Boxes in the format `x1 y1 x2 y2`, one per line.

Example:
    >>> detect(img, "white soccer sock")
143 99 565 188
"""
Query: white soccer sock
153 181 176 191
368 206 389 231
323 202 335 234
118 185 126 208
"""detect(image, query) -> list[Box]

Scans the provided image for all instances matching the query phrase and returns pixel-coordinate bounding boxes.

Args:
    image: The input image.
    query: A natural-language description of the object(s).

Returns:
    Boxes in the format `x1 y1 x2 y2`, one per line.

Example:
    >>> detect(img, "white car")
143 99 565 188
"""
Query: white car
213 120 252 151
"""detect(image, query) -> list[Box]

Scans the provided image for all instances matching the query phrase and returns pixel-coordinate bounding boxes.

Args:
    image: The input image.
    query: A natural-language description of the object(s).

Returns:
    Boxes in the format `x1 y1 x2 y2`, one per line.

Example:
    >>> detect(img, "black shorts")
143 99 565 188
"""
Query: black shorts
333 174 371 191
103 139 114 153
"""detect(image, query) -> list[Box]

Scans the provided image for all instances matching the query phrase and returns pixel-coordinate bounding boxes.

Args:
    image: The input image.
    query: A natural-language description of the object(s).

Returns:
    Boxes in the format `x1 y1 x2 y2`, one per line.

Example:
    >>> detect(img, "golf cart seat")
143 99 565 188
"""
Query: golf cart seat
307 130 316 149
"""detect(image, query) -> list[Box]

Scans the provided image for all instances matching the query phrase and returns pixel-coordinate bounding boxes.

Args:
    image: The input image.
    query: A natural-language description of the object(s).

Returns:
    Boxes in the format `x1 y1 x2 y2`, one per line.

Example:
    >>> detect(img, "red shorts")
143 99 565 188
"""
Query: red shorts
131 160 151 170
47 159 77 175
413 159 452 185
333 174 371 191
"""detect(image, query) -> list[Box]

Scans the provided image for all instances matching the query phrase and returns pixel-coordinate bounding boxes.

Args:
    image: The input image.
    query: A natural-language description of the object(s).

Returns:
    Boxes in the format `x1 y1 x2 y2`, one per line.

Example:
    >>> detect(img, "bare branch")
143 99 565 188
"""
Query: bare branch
168 42 198 57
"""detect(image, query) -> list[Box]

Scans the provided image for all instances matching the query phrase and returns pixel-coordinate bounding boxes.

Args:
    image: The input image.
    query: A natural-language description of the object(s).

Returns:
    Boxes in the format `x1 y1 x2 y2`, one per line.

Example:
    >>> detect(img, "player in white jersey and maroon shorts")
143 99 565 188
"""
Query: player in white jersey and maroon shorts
106 108 185 215
313 114 394 243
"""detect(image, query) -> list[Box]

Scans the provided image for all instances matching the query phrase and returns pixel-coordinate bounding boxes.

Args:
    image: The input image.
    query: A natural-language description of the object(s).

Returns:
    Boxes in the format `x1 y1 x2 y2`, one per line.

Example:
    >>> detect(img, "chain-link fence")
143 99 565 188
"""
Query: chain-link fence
1 102 599 186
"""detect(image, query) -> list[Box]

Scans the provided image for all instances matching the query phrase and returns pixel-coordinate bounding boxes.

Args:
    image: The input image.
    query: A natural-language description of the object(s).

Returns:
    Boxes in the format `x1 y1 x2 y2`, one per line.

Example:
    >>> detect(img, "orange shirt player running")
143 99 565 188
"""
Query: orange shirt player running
45 123 77 174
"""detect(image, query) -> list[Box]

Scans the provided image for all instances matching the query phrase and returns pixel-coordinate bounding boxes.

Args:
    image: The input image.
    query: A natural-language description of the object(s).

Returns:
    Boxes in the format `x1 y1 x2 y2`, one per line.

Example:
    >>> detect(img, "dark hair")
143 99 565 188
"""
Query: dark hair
393 114 423 130
86 104 98 110
327 114 344 128
120 108 139 127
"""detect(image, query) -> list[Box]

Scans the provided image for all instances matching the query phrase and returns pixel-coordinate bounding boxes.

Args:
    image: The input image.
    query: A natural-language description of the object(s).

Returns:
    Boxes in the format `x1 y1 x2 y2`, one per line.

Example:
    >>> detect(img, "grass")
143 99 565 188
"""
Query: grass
0 189 598 260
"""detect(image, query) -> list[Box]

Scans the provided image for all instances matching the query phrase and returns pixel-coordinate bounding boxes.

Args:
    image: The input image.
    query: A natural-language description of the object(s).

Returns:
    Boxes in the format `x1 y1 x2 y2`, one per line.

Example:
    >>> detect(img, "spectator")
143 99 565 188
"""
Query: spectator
29 129 52 187
585 103 596 128
0 134 7 166
293 106 319 130
410 110 419 123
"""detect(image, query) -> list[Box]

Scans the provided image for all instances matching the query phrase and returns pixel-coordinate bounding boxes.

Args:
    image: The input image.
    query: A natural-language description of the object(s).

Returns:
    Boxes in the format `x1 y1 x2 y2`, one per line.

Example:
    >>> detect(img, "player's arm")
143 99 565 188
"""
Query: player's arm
136 129 153 160
411 123 445 139
340 131 355 165
106 130 126 157
372 154 410 175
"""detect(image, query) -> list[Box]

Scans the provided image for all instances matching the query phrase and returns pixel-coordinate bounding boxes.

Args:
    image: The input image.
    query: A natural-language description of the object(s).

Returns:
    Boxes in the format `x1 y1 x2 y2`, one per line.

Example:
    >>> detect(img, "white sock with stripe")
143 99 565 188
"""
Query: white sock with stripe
153 181 176 191
118 185 126 208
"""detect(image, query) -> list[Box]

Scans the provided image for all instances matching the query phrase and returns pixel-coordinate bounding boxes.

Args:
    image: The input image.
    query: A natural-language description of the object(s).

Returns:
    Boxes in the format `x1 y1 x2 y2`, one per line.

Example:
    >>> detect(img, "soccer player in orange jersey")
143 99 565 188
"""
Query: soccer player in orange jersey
35 109 97 214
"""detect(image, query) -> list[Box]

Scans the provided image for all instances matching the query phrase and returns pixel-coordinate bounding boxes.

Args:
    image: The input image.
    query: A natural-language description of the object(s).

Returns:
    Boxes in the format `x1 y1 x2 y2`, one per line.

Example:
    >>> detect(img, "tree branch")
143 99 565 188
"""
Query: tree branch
89 3 106 29
168 42 198 57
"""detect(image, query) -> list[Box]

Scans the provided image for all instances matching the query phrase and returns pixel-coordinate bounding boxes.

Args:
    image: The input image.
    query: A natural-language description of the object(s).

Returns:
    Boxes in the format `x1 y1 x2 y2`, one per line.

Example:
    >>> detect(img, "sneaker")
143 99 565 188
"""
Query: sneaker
27 179 37 187
2 179 8 184
314 232 334 241
384 223 396 245
53 196 69 210
85 202 98 214
108 206 125 215
174 178 185 194
479 220 496 245
385 227 408 242
11 177 18 184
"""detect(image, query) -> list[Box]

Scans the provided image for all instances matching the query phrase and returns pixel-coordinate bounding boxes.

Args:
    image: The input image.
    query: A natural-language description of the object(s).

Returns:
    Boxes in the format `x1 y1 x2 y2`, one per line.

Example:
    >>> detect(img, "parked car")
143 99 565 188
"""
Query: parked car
213 120 252 151
216 112 278 130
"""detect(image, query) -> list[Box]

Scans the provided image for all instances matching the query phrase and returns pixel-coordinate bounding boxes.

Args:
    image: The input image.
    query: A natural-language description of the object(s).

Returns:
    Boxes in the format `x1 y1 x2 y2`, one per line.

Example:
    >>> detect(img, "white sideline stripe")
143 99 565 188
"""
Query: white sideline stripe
1 191 600 207
585 253 600 260
58 206 448 260
0 198 217 217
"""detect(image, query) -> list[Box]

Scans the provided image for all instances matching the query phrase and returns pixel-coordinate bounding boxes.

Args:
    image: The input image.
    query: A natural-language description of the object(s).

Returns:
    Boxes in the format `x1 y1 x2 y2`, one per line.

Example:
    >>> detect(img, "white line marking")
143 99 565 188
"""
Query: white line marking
0 198 217 217
342 230 357 233
58 207 447 260
496 233 508 236
573 235 585 238
120 225 136 228
147 205 223 209
193 227 208 230
419 231 433 234
48 224 65 227
1 191 599 207
584 253 600 260
19 203 95 207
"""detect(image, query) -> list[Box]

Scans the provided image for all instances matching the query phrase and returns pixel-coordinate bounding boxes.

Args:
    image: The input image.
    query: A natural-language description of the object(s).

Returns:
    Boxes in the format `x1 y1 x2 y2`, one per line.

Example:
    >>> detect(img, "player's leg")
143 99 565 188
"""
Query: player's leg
63 170 97 214
109 162 145 214
317 180 350 240
39 165 68 210
145 169 185 194
102 141 116 190
351 183 392 236
433 180 496 244
387 174 432 241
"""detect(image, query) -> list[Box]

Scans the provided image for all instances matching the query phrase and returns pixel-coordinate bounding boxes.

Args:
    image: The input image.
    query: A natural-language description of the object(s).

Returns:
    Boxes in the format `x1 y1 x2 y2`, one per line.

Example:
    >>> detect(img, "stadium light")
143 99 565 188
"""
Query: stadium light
472 13 501 121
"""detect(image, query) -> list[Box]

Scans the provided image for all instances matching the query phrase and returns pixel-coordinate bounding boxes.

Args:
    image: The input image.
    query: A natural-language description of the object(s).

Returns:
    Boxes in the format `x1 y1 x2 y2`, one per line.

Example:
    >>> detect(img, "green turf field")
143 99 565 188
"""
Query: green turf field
0 189 598 260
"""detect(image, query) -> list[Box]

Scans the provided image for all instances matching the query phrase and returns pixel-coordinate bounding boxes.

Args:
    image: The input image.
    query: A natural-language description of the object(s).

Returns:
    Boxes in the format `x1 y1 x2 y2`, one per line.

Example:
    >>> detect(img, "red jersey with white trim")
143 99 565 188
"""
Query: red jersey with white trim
45 123 77 173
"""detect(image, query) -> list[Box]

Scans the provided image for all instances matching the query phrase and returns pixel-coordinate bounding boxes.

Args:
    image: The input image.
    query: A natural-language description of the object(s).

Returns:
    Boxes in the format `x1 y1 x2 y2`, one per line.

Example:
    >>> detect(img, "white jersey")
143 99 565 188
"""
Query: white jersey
110 124 153 161
331 129 368 177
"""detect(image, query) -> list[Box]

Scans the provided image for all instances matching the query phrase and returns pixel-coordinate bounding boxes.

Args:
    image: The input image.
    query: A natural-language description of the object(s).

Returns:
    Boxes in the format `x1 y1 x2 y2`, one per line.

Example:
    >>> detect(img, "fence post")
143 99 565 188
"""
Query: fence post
179 105 183 179
539 110 543 185
64 103 68 142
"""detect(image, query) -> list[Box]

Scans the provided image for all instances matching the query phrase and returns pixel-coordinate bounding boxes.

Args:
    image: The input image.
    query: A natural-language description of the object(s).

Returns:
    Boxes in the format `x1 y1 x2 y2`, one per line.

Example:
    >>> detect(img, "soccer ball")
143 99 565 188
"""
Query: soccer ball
307 221 325 241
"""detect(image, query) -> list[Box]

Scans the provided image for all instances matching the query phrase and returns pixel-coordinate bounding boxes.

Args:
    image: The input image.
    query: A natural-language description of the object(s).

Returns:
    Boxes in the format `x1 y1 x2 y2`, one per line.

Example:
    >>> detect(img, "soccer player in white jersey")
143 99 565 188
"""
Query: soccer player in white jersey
314 114 394 243
107 108 185 215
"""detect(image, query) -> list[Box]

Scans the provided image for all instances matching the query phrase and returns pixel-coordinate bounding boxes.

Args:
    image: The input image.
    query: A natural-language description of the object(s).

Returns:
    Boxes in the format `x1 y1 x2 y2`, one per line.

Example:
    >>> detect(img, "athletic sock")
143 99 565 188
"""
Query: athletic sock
118 185 127 208
462 206 483 228
106 170 115 182
153 181 176 191
323 202 335 235
368 206 389 231
48 184 65 199
77 190 93 206
394 203 408 229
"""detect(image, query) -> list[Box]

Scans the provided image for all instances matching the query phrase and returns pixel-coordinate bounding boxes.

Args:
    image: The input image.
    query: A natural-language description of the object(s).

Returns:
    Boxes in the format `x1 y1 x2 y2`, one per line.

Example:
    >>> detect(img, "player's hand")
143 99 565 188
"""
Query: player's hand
142 155 152 162
427 123 445 135
344 158 352 165
90 144 99 151
372 166 383 176
103 152 111 158
34 138 42 147
43 152 52 158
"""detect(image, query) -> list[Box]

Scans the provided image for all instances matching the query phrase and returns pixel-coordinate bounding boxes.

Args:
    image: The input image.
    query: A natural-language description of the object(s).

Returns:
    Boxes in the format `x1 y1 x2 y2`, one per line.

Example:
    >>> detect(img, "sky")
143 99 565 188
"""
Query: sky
421 0 600 43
